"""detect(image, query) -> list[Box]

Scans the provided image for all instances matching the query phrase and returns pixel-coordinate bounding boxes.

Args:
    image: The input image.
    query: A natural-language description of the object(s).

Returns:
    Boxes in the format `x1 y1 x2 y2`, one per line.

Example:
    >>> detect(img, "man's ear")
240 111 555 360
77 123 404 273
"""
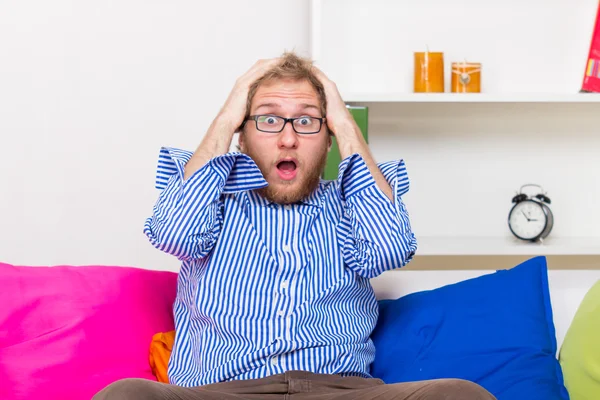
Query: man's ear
238 130 246 152
327 133 333 152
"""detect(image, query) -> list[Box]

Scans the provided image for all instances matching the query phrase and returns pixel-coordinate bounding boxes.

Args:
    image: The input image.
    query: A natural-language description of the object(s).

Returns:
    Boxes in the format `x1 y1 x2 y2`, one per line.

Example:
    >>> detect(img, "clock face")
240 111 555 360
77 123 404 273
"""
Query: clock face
509 200 547 240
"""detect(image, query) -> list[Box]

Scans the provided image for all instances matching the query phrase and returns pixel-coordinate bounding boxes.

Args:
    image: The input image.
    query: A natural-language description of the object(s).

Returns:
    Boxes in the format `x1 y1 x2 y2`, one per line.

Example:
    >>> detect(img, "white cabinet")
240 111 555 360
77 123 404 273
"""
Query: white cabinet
311 0 600 258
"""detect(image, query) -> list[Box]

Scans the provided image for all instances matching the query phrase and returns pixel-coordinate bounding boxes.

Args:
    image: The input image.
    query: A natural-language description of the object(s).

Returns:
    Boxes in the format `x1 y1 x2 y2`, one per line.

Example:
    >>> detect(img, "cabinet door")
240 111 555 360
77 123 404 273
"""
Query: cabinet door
322 106 368 180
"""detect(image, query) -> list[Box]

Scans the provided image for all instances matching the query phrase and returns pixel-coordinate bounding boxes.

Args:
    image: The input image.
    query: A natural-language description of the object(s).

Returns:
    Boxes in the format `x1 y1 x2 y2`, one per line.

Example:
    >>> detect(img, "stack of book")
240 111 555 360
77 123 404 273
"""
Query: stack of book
322 106 368 181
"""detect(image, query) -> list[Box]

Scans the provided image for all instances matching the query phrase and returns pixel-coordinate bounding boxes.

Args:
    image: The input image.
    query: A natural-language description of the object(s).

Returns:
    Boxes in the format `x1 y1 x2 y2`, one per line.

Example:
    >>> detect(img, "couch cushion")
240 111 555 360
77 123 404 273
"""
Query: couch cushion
0 263 177 400
559 279 600 400
370 256 569 400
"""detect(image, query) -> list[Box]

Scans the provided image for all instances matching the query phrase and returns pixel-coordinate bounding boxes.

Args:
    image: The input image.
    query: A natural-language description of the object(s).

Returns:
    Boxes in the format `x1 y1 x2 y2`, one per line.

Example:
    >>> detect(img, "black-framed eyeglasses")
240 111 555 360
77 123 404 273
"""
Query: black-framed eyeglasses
245 114 326 135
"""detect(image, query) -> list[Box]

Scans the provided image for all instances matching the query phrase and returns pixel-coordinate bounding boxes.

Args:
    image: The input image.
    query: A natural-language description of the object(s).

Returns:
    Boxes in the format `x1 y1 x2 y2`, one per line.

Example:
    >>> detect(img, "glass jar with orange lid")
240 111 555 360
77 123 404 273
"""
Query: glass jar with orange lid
451 61 481 93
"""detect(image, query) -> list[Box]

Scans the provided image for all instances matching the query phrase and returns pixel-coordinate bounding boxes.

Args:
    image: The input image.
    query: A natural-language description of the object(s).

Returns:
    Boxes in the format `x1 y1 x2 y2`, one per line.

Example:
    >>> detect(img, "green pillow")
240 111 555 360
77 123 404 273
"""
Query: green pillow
559 280 600 400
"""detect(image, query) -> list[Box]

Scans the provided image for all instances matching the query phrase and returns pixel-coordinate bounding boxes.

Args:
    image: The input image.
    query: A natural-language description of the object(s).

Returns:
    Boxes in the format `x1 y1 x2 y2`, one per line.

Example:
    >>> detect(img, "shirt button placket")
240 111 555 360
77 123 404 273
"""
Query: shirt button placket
277 280 288 343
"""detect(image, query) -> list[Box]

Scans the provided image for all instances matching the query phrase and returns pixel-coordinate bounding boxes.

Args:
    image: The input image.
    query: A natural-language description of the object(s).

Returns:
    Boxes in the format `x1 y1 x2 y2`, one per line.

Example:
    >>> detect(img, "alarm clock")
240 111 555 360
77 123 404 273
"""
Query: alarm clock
508 184 554 242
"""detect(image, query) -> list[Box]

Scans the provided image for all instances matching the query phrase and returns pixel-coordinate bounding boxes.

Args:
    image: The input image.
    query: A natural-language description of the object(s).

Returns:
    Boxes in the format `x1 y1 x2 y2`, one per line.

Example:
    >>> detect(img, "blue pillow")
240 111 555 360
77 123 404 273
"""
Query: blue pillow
370 256 569 400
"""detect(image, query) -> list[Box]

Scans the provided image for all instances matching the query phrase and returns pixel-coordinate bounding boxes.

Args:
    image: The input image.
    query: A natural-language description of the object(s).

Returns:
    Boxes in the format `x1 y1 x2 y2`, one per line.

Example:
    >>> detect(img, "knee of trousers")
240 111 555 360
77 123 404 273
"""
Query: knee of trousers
92 378 163 400
429 379 497 400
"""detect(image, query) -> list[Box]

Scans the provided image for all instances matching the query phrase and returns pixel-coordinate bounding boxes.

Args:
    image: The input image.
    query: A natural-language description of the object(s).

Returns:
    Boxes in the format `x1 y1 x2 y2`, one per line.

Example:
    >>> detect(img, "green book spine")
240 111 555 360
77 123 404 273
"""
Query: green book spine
322 106 369 180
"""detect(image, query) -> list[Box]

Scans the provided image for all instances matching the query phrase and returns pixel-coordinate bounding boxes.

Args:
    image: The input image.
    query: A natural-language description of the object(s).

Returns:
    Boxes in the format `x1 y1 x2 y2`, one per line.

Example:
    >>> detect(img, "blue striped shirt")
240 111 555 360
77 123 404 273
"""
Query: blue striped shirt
143 148 417 387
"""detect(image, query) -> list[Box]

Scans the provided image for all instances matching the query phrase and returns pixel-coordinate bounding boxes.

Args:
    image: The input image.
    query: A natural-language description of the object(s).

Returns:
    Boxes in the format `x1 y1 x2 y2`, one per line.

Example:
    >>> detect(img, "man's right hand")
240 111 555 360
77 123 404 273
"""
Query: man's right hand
183 58 280 180
217 58 282 133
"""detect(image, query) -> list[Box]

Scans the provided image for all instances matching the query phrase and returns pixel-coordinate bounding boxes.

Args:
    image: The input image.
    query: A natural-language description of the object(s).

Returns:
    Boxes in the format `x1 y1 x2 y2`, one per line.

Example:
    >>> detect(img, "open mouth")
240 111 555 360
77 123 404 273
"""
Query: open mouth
276 159 298 180
277 160 297 172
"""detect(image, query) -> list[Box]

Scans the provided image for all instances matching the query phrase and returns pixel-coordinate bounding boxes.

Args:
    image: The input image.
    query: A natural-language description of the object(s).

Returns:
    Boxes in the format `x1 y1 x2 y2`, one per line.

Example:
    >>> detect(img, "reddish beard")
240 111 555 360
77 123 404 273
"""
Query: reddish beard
242 147 328 205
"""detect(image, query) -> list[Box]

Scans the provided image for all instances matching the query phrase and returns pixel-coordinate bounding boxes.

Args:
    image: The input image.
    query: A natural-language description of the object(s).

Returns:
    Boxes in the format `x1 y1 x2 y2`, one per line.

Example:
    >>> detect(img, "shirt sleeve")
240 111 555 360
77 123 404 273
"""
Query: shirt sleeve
143 147 267 261
336 153 417 278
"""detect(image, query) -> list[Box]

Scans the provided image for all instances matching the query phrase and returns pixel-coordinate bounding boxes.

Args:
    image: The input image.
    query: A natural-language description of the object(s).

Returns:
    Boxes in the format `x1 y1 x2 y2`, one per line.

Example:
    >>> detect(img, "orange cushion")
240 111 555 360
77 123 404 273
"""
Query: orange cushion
149 330 175 383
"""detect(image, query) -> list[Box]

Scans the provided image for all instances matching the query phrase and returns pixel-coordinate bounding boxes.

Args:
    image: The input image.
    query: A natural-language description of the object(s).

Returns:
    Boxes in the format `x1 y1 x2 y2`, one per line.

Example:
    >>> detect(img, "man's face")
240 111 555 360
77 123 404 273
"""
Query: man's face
240 78 331 205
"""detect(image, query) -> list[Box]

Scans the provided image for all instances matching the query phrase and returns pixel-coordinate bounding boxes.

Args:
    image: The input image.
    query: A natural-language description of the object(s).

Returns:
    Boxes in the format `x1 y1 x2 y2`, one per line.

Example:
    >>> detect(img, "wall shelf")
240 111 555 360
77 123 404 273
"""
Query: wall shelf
312 0 600 261
416 236 600 256
343 93 600 104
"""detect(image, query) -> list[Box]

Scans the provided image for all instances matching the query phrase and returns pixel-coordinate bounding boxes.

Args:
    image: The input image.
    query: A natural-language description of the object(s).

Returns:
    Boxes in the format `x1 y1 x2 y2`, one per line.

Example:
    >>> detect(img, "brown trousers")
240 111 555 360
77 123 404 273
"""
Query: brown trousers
92 370 496 400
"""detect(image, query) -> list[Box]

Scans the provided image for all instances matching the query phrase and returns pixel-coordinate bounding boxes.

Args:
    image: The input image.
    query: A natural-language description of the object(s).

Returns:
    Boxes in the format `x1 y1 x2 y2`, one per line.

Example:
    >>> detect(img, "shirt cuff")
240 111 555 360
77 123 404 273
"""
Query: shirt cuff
337 154 377 200
154 147 268 193
377 159 410 198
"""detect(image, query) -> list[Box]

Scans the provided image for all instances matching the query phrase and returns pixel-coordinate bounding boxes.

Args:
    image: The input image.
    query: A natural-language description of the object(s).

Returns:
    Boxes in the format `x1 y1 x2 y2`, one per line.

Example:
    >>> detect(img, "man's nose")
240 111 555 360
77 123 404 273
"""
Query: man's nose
277 122 299 149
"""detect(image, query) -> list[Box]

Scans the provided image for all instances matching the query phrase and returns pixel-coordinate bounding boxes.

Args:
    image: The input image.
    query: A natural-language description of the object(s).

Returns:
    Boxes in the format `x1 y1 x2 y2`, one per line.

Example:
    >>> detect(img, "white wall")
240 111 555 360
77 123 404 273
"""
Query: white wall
0 0 310 271
2 0 598 273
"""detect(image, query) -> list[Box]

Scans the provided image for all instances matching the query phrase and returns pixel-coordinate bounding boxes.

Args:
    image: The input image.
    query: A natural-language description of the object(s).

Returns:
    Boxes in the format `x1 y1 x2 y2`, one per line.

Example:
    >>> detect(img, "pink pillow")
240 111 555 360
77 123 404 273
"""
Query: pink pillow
0 262 177 400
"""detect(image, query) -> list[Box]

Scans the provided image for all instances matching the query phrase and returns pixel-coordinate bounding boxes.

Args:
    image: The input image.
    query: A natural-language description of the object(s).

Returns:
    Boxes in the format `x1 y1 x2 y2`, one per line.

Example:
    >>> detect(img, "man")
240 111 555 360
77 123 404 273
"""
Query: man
94 52 495 399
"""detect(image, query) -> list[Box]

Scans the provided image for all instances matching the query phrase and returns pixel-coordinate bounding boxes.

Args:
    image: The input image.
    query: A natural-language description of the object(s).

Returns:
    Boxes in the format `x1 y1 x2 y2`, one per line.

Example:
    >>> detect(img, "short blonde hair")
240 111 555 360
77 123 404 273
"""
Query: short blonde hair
246 51 327 118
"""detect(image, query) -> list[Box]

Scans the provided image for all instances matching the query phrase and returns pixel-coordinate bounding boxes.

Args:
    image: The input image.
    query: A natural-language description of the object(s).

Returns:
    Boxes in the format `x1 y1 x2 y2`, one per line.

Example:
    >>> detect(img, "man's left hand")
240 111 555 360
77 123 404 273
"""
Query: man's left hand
312 65 394 202
311 66 358 139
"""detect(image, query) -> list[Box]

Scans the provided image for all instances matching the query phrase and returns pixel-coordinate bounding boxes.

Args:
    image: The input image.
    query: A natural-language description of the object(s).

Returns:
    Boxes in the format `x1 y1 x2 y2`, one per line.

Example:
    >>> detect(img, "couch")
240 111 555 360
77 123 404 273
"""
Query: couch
1 257 599 400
